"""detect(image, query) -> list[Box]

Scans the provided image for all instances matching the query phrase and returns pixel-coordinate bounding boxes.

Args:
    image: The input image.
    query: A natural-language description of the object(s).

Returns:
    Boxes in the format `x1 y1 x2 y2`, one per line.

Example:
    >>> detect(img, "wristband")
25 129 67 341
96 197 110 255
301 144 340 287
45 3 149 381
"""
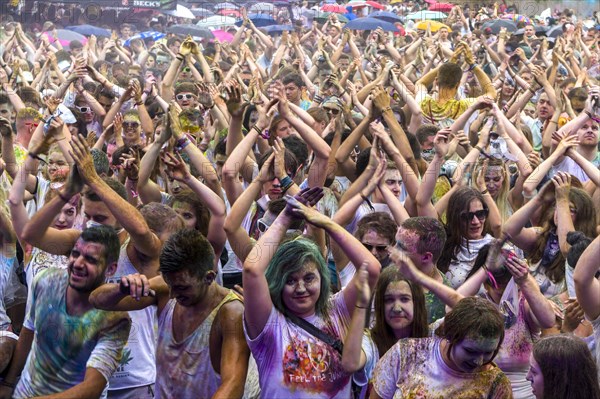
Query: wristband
175 137 191 152
28 152 46 164
279 175 293 188
467 63 478 71
380 106 392 114
360 193 375 211
474 145 484 153
281 181 295 193
480 189 489 195
585 110 600 123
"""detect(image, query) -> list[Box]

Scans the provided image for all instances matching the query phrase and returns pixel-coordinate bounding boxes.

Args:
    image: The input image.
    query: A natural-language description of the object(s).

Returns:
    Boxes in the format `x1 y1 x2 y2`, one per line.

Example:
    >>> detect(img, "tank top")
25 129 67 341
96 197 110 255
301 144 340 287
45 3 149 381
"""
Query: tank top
105 241 157 390
155 291 241 399
26 247 69 287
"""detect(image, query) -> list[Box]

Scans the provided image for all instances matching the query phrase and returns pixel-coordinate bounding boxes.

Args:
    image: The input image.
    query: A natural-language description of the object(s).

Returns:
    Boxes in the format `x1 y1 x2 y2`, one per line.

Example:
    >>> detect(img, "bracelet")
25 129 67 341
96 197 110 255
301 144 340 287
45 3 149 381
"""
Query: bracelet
360 193 375 211
380 106 392 114
467 63 478 71
175 136 191 152
176 53 184 61
281 181 295 193
548 120 558 125
355 304 368 309
480 189 489 195
251 124 262 135
135 101 143 106
58 191 71 203
474 145 484 153
482 264 499 290
0 380 15 389
279 175 293 188
584 110 600 123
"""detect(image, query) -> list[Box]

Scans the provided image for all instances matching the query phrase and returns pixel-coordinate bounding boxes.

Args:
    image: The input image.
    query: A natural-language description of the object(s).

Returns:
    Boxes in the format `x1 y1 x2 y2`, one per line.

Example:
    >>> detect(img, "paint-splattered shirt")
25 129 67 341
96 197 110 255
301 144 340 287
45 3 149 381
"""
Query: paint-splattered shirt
244 292 352 398
372 337 513 399
14 268 131 399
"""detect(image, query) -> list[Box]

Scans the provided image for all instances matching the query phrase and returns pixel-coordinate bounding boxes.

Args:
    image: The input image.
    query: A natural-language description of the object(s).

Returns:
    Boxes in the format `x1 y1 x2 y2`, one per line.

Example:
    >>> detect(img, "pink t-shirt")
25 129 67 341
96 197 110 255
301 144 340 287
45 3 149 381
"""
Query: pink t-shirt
372 337 513 399
244 292 352 398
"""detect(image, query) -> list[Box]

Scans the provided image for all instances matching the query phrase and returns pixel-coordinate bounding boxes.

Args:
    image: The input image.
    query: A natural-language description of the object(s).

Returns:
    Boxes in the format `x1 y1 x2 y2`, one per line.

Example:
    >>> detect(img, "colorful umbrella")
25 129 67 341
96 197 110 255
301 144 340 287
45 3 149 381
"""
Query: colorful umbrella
321 4 347 13
428 3 454 12
66 25 111 37
406 10 447 20
190 8 214 18
415 20 451 32
344 17 398 32
313 12 349 23
211 30 234 43
42 29 87 47
501 14 532 25
235 14 277 27
368 11 403 24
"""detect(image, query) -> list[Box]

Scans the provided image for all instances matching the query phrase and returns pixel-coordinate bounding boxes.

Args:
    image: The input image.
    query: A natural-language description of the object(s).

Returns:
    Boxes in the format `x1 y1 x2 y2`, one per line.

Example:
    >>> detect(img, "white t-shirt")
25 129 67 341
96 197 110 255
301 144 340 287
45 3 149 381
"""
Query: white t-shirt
372 337 513 399
244 293 353 398
446 234 494 288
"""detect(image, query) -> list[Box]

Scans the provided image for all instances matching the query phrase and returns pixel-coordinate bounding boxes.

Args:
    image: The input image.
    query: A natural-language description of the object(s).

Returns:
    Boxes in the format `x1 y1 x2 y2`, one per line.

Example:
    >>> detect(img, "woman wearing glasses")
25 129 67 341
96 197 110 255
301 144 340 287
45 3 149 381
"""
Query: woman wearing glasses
503 173 597 297
437 186 501 288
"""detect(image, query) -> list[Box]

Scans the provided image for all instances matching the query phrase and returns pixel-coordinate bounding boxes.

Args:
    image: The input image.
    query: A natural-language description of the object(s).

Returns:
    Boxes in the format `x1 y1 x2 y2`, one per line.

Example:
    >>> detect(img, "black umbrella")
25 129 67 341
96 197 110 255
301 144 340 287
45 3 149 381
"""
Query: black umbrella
545 25 564 38
166 24 213 39
481 19 517 34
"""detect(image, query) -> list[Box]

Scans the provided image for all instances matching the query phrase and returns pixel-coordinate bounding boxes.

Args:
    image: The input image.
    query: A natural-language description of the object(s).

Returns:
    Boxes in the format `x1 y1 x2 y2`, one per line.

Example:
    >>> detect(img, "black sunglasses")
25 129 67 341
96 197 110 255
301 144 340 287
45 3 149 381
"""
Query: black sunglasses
460 209 489 222
362 242 389 252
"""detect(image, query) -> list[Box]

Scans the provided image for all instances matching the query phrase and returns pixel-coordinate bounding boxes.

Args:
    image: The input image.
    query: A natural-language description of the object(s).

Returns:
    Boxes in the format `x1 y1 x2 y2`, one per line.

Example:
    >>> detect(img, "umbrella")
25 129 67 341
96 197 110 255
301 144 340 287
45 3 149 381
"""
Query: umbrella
211 30 234 43
190 8 214 18
368 11 403 24
66 24 111 37
214 2 238 11
42 29 87 47
123 31 165 47
166 24 213 39
263 25 294 34
481 19 517 34
163 4 195 19
313 12 349 23
415 20 451 32
428 3 454 12
346 1 386 10
514 25 547 36
545 25 563 38
235 13 276 27
344 17 398 32
196 16 237 28
321 4 347 13
249 2 275 13
406 10 447 20
501 14 532 25
218 9 241 17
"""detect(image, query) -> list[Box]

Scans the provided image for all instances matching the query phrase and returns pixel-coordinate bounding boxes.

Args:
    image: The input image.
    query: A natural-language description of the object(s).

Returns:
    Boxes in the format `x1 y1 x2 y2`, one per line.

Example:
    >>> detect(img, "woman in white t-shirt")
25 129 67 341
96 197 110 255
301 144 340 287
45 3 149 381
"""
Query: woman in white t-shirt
242 190 381 399
437 187 498 288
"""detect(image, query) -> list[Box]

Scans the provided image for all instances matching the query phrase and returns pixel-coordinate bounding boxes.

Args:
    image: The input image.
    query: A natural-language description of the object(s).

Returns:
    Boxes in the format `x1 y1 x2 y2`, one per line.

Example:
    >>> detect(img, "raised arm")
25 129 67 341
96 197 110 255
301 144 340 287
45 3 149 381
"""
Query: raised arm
341 265 370 373
573 235 600 320
70 134 162 259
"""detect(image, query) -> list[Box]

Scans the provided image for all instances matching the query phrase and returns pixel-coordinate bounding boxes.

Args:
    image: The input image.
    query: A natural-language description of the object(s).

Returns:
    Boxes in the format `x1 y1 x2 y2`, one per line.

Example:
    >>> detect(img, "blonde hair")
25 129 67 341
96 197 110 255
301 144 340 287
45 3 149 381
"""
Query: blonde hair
476 159 511 223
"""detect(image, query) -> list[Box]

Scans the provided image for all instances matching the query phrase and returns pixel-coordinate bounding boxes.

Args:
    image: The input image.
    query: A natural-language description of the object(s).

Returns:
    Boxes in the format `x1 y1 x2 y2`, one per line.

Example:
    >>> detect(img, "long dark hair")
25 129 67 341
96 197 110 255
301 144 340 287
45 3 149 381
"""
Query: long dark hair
438 187 489 273
371 267 428 357
533 335 600 399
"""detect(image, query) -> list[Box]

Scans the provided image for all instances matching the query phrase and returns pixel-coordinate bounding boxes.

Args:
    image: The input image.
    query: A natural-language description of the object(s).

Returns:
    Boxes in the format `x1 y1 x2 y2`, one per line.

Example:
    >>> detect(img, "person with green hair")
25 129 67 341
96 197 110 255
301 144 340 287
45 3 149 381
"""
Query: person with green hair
242 188 381 398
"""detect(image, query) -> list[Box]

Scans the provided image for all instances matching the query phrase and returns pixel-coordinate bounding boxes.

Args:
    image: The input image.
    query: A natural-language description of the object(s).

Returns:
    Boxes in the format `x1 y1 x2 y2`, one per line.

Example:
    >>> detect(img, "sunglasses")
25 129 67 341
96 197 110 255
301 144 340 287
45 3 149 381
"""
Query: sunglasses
257 219 271 233
76 106 91 113
362 242 389 252
324 107 340 115
460 209 489 222
123 121 140 129
176 93 195 100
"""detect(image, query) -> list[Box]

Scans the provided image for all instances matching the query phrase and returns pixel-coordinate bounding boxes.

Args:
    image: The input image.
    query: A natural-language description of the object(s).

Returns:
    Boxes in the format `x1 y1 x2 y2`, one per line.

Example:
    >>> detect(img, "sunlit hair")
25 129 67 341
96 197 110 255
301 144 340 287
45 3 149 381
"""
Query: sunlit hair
435 296 505 363
355 212 396 245
476 158 510 223
371 266 428 356
265 238 330 317
140 202 184 237
168 188 210 236
529 186 597 283
533 335 600 399
438 187 489 274
399 217 447 264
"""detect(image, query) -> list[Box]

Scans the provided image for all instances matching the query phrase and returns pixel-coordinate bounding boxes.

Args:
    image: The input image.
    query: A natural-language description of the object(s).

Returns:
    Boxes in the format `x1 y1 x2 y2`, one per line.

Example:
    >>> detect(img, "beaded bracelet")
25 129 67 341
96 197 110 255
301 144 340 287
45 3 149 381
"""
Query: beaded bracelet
175 137 191 152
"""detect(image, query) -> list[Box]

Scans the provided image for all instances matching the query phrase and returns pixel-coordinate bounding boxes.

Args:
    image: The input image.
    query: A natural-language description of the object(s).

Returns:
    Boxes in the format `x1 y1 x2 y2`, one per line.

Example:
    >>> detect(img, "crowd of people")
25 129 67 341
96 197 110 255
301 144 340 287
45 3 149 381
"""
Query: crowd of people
0 0 599 398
